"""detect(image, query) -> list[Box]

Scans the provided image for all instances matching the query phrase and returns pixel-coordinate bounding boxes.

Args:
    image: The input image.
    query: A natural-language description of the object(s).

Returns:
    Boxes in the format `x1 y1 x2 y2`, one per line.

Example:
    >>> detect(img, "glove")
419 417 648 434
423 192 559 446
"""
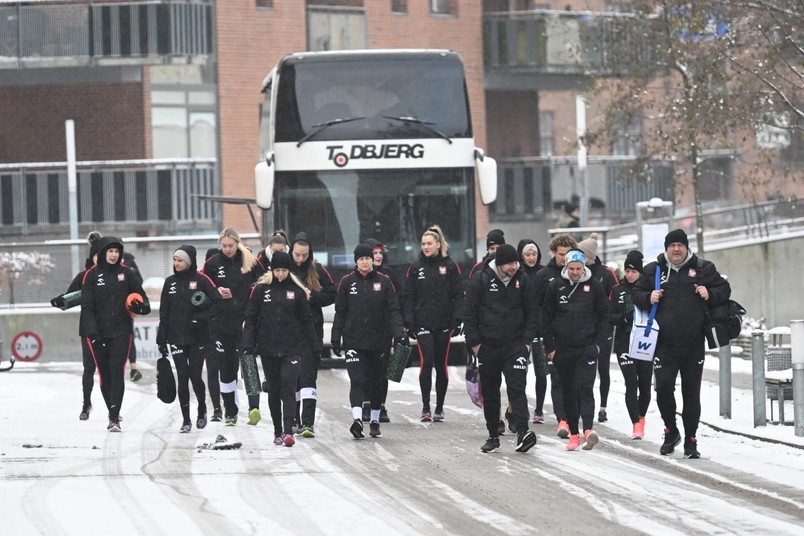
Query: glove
405 323 418 340
330 339 342 357
132 300 150 315
452 320 464 337
394 336 409 347
89 334 104 347
158 343 168 357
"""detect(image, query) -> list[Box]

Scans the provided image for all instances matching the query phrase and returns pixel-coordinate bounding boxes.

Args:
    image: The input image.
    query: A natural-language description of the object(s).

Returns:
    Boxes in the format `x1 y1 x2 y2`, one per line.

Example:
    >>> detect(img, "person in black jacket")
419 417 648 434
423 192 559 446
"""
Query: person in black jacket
289 232 336 435
632 229 731 459
532 233 577 438
255 229 289 271
609 250 652 440
243 252 317 447
403 225 464 423
543 249 608 451
80 236 151 432
363 238 402 424
202 228 265 426
577 232 618 423
157 245 222 433
332 244 405 439
463 244 539 454
517 238 548 425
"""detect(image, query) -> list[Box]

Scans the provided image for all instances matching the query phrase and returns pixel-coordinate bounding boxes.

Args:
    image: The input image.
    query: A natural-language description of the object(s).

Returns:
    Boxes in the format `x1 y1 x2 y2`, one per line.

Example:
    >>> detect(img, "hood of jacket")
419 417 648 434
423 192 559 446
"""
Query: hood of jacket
96 236 124 269
517 238 542 267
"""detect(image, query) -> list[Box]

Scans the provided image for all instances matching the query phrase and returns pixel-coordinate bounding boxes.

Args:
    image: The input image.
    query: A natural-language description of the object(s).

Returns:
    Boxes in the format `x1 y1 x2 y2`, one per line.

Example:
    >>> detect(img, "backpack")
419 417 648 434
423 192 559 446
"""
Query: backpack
695 258 746 349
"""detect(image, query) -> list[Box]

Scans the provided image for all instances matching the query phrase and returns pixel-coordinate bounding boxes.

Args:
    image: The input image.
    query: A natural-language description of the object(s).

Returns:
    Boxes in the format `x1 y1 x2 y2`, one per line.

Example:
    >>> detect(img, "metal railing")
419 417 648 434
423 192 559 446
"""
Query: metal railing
0 158 218 234
0 1 213 68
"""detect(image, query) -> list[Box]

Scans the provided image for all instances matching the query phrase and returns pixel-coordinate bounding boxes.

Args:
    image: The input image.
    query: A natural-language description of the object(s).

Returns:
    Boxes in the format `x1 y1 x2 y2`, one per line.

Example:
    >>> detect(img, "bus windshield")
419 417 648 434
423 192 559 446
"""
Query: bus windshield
274 167 475 277
274 54 471 143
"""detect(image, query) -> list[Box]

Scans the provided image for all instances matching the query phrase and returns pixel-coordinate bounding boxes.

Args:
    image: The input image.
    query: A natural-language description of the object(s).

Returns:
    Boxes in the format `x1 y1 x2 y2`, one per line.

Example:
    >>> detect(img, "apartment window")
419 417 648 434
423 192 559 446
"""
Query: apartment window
308 7 367 51
151 88 217 159
431 0 456 16
539 111 554 156
255 0 274 8
611 110 642 156
391 0 407 13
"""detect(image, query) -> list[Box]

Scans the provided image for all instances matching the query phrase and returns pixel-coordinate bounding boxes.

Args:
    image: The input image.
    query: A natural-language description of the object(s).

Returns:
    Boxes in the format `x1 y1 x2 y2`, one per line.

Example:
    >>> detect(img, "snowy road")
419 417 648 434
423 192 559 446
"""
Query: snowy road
2 362 803 535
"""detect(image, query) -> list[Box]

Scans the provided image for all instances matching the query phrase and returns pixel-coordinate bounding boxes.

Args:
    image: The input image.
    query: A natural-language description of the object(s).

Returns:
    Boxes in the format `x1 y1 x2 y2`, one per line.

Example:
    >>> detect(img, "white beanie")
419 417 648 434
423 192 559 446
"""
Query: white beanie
578 233 599 261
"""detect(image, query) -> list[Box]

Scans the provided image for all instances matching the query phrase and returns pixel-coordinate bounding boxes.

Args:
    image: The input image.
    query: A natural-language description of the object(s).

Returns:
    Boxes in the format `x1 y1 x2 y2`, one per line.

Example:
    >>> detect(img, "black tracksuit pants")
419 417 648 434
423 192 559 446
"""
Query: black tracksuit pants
88 334 131 422
415 328 451 411
617 352 653 423
345 348 386 411
653 341 704 438
553 345 598 436
171 344 207 422
261 354 300 437
214 330 241 418
478 342 530 437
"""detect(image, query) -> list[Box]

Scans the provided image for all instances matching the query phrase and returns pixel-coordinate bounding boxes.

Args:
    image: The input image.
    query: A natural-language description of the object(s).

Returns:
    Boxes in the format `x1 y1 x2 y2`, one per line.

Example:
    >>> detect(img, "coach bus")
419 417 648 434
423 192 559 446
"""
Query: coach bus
254 49 496 280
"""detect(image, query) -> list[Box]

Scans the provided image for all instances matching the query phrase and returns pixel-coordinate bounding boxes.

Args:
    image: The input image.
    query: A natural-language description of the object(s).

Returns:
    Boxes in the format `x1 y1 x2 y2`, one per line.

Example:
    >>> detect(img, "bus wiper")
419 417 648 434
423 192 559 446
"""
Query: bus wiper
297 116 366 147
382 115 453 144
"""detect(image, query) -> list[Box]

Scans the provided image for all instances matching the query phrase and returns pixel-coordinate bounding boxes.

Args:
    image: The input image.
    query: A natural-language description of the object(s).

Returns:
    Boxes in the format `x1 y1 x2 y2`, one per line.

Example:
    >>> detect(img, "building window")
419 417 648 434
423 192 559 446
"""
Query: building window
308 7 367 51
699 154 733 201
539 111 554 156
431 0 456 16
256 0 274 8
611 110 642 156
391 0 407 13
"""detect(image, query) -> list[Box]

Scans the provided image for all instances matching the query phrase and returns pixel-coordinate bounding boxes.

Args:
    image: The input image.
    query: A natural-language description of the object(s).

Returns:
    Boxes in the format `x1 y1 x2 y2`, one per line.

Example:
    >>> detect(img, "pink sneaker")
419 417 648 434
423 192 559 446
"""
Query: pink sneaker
282 434 295 447
556 420 570 439
566 434 581 451
582 429 599 450
632 417 645 440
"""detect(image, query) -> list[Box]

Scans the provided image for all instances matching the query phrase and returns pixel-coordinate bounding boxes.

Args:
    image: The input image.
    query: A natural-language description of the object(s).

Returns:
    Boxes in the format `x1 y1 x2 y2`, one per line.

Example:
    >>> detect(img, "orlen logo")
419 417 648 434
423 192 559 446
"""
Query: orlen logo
327 143 424 168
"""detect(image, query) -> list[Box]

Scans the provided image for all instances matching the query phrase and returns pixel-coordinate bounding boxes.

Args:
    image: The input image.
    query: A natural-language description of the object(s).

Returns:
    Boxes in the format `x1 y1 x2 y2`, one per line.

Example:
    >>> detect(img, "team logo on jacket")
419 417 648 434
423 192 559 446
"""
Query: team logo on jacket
417 268 425 280
118 273 125 281
263 289 272 302
688 268 696 278
559 294 569 304
583 285 590 292
489 282 499 292
96 274 105 286
286 291 295 300
373 282 382 292
350 282 358 295
217 267 226 279
514 356 528 370
189 281 197 290
169 281 177 295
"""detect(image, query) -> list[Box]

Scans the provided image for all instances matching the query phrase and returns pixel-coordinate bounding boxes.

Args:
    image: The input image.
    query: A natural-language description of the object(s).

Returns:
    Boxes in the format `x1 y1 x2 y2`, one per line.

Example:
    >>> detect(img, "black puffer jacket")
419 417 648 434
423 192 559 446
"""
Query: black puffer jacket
404 252 464 330
609 278 636 357
202 249 264 334
542 266 609 354
157 249 222 347
289 236 336 342
632 253 730 345
242 276 318 356
80 237 150 338
331 268 404 351
463 260 539 348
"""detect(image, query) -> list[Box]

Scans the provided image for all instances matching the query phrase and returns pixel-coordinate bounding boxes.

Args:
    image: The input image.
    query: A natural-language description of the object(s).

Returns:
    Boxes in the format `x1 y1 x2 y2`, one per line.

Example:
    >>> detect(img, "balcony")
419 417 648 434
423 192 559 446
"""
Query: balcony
0 158 219 237
0 1 213 69
483 10 659 91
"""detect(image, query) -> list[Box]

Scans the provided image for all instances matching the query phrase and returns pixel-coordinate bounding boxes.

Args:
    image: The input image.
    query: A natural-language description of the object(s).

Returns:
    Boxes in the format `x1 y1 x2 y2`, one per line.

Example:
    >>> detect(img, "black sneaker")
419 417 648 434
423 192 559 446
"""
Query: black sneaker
497 420 506 436
598 409 608 423
130 369 142 382
196 414 208 429
225 415 237 426
362 402 370 422
505 409 515 433
79 404 92 421
515 430 537 453
684 436 700 459
660 427 681 455
350 418 365 439
379 406 390 423
369 420 382 438
211 409 223 422
481 436 500 453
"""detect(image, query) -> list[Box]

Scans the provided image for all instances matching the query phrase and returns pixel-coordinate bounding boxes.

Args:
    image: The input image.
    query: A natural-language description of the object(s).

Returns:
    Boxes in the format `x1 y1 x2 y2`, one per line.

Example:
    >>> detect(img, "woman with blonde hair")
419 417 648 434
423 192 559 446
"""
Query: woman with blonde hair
202 228 264 425
404 225 464 422
243 252 318 446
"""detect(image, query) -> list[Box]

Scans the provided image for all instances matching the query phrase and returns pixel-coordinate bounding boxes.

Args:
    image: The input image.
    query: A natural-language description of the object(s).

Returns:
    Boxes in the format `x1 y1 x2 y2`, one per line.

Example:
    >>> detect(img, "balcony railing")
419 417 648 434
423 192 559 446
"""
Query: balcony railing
492 155 675 221
0 158 218 234
0 1 213 68
483 10 659 86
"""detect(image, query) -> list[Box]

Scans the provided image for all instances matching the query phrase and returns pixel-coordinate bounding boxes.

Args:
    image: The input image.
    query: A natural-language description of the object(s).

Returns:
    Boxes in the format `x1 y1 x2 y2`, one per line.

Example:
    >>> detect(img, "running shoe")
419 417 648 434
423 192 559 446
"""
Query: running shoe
211 409 223 422
247 408 261 426
196 414 208 430
225 415 238 426
433 411 445 423
556 420 570 439
379 406 390 423
180 422 192 433
515 431 537 453
566 434 581 451
532 411 544 424
480 436 500 453
301 425 315 438
632 417 645 440
79 404 92 421
369 421 382 438
582 429 599 450
684 436 700 459
421 410 432 423
597 409 607 423
282 433 295 447
660 427 681 455
350 419 365 439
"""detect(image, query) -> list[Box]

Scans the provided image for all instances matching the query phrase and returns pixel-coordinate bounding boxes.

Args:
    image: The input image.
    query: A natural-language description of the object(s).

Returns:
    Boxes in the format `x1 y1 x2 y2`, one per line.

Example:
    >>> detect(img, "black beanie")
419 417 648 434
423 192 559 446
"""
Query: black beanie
271 251 292 270
664 229 689 249
486 229 505 249
354 243 373 262
624 250 644 272
494 243 518 266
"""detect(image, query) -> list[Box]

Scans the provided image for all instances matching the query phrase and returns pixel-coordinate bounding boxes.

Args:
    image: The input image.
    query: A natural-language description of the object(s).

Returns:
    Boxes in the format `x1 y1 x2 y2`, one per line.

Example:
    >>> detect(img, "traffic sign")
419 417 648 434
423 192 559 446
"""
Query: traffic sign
11 331 43 362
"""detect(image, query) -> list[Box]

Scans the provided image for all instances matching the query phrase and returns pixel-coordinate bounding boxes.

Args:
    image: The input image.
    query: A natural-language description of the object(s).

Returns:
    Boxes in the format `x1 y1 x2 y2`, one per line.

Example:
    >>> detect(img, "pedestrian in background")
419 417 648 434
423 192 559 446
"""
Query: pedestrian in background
517 238 548 425
542 249 608 451
404 225 464 423
243 251 316 447
532 233 578 438
577 232 618 423
157 245 221 433
609 250 652 439
289 232 336 436
81 236 151 432
331 244 405 439
631 229 731 458
256 229 289 271
202 228 264 426
463 243 539 454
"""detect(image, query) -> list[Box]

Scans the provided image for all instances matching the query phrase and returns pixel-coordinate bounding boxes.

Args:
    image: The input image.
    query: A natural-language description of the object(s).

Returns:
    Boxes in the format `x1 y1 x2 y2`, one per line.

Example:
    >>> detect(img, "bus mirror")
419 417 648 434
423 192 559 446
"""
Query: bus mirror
255 157 275 209
475 150 497 205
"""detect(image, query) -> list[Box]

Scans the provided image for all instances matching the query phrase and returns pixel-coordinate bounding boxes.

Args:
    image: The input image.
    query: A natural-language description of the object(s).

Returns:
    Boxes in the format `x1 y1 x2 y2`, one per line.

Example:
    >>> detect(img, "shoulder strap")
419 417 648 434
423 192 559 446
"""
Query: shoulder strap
643 267 661 336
